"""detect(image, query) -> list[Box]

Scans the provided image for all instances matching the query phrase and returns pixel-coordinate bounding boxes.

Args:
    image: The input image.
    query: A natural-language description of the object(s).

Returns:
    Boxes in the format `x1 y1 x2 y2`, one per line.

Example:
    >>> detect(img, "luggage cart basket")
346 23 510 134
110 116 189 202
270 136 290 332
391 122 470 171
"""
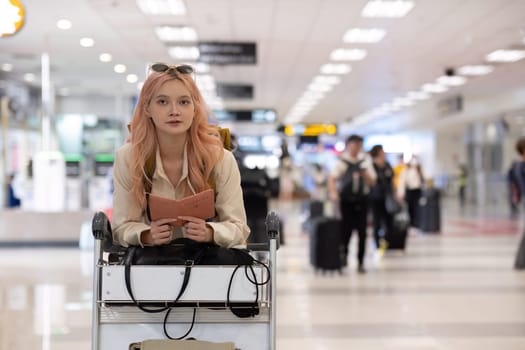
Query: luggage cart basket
91 211 279 350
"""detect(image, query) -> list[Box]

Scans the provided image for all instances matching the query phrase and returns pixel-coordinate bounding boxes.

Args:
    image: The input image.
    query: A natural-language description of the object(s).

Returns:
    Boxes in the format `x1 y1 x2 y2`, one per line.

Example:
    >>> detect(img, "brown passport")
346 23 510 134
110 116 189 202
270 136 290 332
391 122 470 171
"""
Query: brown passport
148 189 215 227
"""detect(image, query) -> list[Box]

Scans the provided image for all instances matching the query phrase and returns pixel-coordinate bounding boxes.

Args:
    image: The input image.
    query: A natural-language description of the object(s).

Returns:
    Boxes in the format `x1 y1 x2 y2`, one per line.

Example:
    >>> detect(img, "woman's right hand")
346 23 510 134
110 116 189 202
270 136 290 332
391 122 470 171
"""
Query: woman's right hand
141 218 177 245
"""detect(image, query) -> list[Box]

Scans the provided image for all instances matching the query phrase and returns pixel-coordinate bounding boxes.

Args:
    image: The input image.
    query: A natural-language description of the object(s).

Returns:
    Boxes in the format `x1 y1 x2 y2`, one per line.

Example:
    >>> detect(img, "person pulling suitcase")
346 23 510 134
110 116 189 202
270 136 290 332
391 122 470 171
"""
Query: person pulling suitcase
328 135 376 274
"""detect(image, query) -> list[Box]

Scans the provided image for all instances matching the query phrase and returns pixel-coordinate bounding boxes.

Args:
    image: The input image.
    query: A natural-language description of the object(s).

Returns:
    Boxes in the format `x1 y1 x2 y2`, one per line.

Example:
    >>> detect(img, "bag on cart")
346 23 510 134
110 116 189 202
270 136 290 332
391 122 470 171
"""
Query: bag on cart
129 338 236 350
123 237 264 322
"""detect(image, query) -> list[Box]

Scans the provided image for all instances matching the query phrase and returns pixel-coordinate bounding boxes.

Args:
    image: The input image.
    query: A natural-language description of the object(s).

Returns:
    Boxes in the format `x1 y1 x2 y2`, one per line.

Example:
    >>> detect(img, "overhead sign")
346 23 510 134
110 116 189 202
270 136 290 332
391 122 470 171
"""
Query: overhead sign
214 109 276 123
216 83 253 99
284 124 337 136
198 42 257 65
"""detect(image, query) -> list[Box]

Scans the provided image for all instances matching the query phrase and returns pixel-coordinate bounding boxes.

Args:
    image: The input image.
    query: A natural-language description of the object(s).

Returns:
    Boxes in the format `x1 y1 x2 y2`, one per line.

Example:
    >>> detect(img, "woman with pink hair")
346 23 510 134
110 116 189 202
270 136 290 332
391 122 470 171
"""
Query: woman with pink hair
111 63 249 248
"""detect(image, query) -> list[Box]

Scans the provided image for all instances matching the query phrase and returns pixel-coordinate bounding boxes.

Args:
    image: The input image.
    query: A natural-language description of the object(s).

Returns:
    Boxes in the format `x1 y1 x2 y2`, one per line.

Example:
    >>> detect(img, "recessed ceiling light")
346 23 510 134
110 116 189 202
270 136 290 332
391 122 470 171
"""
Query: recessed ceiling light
342 28 386 43
437 75 467 86
457 65 494 76
361 0 415 18
99 53 112 62
168 46 199 60
114 64 126 73
23 73 36 82
330 48 368 61
485 49 525 63
80 38 94 47
155 26 197 42
126 74 138 83
136 0 186 15
320 63 351 74
56 19 72 30
1 63 13 72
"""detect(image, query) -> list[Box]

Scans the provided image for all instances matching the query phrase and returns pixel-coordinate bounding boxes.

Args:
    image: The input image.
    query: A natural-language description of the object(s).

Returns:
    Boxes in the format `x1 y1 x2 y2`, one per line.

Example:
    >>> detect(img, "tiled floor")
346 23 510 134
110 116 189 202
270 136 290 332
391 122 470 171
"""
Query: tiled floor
0 198 524 349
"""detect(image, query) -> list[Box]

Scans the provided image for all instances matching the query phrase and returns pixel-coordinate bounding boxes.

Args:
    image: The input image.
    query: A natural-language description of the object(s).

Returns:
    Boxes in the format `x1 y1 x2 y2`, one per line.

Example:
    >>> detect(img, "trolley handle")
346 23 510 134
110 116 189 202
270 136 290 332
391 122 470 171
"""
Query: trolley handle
92 211 122 253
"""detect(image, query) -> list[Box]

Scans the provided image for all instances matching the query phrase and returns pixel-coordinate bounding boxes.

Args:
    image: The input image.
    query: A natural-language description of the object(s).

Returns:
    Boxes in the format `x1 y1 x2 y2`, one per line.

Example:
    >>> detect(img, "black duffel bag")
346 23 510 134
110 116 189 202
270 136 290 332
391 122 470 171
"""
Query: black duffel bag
123 238 268 340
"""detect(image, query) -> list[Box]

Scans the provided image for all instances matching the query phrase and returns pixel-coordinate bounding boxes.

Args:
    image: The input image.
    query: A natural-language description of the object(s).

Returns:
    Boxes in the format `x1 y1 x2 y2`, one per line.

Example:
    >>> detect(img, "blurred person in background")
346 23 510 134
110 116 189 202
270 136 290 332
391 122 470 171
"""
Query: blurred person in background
392 154 406 191
328 134 376 273
6 173 21 208
507 160 521 218
397 155 425 230
311 163 328 201
369 145 395 252
513 138 525 209
458 163 468 207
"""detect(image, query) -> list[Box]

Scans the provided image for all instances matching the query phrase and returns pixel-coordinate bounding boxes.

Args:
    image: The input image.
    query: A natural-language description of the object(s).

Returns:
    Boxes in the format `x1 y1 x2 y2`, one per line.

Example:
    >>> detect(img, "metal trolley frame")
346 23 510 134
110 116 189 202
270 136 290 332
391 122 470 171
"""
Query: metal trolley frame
91 211 279 350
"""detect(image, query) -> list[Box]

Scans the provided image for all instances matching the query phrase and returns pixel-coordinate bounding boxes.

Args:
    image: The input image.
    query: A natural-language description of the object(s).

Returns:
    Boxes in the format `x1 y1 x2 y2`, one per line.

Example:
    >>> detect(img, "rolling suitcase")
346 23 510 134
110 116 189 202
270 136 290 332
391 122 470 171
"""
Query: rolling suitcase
309 217 342 272
418 189 441 233
388 207 409 250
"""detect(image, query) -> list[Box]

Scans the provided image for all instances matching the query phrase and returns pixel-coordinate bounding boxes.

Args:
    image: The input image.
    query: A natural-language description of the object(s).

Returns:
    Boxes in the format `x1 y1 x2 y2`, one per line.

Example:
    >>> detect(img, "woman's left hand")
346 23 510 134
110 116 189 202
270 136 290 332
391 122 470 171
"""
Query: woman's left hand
178 216 214 243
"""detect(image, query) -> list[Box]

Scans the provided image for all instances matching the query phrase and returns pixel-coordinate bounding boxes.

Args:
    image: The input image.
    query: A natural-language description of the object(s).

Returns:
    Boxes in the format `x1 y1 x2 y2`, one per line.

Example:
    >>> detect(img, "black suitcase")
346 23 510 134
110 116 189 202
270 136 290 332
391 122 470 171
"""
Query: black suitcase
388 208 409 250
309 217 342 272
387 227 408 250
418 189 441 233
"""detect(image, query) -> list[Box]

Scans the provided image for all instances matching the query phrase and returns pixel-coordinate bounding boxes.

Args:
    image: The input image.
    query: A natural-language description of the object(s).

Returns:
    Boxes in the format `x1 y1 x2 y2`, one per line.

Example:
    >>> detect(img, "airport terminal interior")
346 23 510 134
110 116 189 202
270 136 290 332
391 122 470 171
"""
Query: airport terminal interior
1 0 525 349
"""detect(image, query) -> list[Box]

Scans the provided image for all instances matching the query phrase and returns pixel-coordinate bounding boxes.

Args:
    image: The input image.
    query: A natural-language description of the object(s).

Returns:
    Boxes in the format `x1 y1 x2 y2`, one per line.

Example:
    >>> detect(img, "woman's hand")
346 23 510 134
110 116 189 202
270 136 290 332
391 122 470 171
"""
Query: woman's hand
142 218 176 245
178 216 214 243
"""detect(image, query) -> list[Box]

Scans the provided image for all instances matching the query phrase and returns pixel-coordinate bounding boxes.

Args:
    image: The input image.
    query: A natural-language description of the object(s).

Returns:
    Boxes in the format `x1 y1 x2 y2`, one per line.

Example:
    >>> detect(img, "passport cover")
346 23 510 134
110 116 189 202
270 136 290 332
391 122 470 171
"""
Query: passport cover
148 189 215 226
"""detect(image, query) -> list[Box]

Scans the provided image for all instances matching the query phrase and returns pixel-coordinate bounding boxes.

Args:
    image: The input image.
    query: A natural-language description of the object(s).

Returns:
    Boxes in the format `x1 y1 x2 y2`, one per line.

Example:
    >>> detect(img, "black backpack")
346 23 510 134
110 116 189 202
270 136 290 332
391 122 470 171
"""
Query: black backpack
339 159 367 202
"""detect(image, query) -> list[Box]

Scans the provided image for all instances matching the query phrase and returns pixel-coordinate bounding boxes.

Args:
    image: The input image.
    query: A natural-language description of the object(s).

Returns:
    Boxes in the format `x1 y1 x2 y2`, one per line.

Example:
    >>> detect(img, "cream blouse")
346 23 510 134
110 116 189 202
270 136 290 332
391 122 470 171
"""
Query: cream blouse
111 142 250 248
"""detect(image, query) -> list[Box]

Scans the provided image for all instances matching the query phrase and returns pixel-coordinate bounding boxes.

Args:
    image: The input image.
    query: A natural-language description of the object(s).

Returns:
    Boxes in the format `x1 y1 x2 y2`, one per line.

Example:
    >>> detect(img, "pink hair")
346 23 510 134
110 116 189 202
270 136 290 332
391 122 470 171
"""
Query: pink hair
128 69 223 206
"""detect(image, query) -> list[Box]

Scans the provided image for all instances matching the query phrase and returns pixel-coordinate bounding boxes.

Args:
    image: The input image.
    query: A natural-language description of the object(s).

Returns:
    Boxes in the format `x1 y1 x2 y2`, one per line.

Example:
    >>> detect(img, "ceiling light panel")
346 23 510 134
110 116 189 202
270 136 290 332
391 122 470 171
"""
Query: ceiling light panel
168 46 199 60
361 0 415 18
320 63 351 74
312 75 341 85
136 0 186 15
422 83 448 93
407 91 430 100
155 26 197 42
485 49 525 63
343 28 386 43
437 75 467 86
330 48 368 61
457 65 494 76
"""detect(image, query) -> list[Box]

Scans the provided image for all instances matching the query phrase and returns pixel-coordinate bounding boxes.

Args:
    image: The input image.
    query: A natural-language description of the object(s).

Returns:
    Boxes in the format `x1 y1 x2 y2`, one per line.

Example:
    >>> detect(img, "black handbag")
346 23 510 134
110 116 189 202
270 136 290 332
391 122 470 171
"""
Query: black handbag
123 238 268 340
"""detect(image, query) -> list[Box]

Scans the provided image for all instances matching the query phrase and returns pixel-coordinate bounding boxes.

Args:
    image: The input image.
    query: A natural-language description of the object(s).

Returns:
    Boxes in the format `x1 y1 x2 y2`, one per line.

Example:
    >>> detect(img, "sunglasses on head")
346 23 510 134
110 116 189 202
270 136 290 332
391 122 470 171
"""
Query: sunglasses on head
150 63 194 75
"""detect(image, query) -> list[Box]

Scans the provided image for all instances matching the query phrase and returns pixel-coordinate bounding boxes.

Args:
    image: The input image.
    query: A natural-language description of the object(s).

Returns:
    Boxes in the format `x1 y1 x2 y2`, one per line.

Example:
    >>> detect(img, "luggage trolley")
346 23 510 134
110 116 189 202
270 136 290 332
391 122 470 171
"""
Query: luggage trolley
91 211 279 350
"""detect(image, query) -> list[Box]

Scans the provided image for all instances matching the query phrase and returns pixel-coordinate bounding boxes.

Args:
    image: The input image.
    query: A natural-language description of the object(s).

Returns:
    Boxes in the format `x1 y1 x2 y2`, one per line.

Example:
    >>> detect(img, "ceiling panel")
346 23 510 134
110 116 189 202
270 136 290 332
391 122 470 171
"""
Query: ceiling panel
0 0 524 132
